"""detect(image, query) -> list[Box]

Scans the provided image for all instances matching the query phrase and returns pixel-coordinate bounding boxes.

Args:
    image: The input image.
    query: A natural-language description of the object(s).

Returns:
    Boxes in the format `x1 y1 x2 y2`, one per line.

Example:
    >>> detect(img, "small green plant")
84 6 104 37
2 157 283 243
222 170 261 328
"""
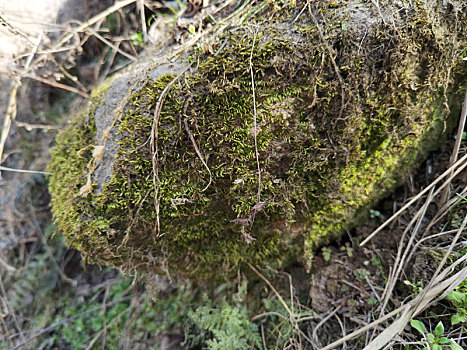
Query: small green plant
353 268 370 281
340 242 353 257
187 298 262 350
261 297 294 346
410 319 462 350
188 24 196 35
322 246 332 262
404 280 424 295
130 32 144 47
445 282 467 325
370 209 381 218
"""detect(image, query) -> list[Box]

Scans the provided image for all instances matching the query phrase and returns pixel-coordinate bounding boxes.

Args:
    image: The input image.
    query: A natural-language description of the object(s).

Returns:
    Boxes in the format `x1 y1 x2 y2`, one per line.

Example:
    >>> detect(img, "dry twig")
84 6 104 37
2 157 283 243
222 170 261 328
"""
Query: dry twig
360 153 467 246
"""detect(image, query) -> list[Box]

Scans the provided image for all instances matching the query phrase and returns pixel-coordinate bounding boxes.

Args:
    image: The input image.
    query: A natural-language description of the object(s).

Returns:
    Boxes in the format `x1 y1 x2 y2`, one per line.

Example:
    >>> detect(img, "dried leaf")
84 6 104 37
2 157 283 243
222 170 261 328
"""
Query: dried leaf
242 232 256 244
251 200 267 215
103 126 112 140
79 173 92 197
92 145 105 162
231 218 250 227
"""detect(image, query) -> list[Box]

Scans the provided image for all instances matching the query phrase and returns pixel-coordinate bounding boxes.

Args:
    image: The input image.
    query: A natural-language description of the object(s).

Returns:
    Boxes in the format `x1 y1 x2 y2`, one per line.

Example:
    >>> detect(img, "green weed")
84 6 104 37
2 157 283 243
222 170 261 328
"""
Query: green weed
187 298 262 350
445 280 467 325
410 319 462 350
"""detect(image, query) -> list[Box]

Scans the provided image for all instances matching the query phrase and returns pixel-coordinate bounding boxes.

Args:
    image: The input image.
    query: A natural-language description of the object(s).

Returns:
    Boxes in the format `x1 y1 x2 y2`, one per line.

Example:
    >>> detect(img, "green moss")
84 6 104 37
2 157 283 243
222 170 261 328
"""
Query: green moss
48 1 467 278
47 85 112 260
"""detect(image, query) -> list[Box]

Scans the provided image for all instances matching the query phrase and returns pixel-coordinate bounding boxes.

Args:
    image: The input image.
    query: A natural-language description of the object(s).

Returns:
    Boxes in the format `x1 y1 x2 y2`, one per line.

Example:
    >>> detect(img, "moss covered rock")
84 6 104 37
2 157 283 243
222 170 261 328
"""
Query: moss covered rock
48 0 467 277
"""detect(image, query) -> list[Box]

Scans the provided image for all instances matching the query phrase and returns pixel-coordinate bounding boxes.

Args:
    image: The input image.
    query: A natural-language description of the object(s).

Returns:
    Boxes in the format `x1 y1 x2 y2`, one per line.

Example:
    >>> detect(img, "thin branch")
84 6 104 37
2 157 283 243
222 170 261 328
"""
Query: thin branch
0 255 17 273
58 65 89 94
138 0 147 42
312 306 341 346
15 121 60 131
0 274 26 347
0 165 51 175
85 27 137 62
249 30 261 203
0 14 38 46
183 118 212 192
25 74 90 98
52 0 138 51
411 214 467 316
246 262 292 317
150 66 191 236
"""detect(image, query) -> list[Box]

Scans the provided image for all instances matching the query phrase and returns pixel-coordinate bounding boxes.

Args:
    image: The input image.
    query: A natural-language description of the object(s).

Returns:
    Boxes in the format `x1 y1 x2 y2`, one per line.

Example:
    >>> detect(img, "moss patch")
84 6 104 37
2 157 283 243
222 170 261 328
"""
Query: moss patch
48 0 467 278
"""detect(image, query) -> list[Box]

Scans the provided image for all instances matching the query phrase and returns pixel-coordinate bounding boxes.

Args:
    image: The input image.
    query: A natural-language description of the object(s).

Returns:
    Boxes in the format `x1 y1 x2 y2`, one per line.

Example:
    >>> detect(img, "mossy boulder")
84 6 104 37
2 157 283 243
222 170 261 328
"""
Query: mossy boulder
48 0 467 277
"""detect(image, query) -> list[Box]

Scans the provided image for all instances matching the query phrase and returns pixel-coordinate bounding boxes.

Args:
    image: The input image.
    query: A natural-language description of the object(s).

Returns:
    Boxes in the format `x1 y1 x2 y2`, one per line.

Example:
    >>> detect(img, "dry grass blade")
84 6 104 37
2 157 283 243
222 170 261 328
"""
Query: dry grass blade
329 93 467 349
247 262 312 349
439 90 467 206
375 188 434 325
85 27 137 62
150 66 191 236
363 254 467 350
25 74 89 98
0 82 19 168
360 153 467 246
247 262 292 316
249 30 261 202
320 256 467 350
51 0 138 53
183 118 212 192
411 214 467 313
326 207 467 349
0 165 51 175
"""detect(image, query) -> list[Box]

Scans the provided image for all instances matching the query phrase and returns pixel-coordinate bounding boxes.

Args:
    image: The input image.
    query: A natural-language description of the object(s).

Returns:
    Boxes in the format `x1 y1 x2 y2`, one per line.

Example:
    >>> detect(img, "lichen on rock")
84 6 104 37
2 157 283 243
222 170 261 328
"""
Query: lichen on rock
48 0 467 278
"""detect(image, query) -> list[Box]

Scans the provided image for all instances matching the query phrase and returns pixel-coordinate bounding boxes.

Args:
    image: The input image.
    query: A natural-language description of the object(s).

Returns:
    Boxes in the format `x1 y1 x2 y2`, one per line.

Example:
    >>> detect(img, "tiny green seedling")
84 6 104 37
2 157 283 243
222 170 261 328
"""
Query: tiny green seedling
445 288 467 325
404 280 424 295
188 24 196 35
130 32 144 47
353 268 370 281
366 296 378 306
410 319 462 350
340 242 353 257
322 246 332 262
